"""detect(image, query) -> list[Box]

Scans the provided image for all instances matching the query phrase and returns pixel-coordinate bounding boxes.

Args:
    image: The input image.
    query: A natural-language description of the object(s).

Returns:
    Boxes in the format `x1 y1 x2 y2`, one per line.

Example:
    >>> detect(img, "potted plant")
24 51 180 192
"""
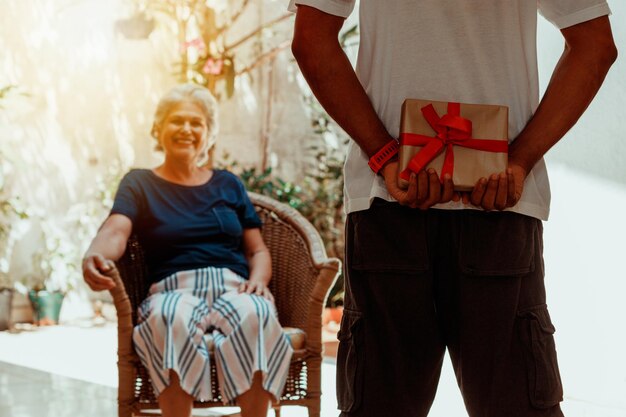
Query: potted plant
21 232 79 326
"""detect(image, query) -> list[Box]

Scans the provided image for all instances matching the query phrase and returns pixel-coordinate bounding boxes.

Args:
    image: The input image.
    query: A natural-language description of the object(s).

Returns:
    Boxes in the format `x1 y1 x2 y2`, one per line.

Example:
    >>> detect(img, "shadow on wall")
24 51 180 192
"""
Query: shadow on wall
538 5 625 186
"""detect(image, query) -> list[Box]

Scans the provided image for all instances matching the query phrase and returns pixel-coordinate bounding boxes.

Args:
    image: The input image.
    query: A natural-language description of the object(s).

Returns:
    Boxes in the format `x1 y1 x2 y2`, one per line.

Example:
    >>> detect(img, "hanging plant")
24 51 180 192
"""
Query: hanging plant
129 0 293 98
115 12 156 40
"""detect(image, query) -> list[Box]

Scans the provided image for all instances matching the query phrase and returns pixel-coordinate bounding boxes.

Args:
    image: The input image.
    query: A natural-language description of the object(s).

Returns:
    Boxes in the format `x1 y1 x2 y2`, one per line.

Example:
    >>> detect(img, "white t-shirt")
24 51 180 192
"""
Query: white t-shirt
288 0 611 220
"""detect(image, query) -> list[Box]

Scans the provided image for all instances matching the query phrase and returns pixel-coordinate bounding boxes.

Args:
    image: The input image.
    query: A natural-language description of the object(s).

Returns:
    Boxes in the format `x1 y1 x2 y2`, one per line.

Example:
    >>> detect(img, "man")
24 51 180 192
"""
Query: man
290 1 617 417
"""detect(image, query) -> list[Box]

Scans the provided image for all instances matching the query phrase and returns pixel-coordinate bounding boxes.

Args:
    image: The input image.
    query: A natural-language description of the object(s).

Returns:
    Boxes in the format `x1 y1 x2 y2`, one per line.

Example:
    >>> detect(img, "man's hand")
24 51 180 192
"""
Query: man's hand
464 161 527 211
381 160 457 210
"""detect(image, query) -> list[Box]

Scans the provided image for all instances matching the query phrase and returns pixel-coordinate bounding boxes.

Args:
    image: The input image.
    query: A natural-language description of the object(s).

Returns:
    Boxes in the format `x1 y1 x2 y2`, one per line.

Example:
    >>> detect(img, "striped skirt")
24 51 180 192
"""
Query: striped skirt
132 267 293 404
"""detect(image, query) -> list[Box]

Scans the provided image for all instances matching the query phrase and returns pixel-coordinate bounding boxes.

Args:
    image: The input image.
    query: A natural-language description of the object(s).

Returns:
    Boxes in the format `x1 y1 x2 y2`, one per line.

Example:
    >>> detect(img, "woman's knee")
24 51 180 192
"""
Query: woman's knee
215 293 275 333
240 295 278 331
141 294 206 335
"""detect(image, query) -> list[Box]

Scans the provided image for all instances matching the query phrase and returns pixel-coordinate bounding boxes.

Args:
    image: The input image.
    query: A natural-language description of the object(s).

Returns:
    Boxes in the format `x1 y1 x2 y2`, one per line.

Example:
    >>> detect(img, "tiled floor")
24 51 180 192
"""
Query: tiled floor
3 320 625 417
0 361 117 417
0 322 340 417
0 321 468 417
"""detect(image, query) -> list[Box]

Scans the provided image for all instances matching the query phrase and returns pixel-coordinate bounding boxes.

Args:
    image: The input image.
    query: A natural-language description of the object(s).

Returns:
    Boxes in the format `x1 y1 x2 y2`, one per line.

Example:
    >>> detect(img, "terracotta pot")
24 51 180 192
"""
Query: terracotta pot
323 306 344 325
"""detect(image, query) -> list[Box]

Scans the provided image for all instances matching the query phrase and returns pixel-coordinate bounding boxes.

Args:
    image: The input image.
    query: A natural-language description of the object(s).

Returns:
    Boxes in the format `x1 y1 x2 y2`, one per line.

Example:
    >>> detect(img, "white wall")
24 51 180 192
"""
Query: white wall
540 4 626 416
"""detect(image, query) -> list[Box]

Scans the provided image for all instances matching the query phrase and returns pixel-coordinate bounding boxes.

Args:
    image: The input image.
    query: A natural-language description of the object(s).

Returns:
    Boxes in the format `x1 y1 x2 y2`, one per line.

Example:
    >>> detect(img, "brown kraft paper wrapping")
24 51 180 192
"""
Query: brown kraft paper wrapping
398 99 509 192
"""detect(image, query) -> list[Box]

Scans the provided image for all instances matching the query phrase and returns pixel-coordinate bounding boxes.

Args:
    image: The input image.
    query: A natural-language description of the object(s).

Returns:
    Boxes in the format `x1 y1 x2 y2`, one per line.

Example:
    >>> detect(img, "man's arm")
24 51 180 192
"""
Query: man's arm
470 16 618 211
291 5 455 209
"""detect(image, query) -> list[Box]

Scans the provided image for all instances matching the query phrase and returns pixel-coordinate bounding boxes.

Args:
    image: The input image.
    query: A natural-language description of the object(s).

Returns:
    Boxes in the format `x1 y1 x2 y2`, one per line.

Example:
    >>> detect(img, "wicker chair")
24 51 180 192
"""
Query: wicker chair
105 192 341 417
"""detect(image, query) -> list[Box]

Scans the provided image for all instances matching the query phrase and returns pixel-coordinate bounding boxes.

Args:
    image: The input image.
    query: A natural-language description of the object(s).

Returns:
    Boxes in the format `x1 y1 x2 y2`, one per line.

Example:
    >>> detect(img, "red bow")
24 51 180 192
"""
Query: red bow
399 102 508 182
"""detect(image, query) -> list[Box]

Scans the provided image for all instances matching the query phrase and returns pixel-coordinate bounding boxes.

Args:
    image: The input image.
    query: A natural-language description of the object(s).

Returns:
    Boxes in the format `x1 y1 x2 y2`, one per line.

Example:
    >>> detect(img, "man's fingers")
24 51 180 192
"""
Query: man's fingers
419 169 440 210
470 178 487 206
494 172 508 210
428 169 441 201
480 174 499 210
506 169 517 207
416 170 429 204
405 173 418 207
440 174 454 203
383 161 412 207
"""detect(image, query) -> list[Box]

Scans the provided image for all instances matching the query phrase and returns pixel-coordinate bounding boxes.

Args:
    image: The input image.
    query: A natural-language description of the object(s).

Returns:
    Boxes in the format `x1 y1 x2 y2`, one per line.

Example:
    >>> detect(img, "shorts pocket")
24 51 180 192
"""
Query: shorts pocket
213 206 243 237
460 211 539 276
349 200 429 273
518 304 563 409
336 309 364 412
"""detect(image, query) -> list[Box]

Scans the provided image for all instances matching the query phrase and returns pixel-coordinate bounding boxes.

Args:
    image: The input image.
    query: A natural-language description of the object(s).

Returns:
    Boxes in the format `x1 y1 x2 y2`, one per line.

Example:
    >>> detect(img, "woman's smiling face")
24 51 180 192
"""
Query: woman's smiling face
157 100 209 163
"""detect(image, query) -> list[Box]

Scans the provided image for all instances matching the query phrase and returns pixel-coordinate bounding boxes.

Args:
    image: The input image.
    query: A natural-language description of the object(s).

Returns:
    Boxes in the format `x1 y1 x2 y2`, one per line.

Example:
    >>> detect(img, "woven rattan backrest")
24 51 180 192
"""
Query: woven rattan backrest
250 196 320 330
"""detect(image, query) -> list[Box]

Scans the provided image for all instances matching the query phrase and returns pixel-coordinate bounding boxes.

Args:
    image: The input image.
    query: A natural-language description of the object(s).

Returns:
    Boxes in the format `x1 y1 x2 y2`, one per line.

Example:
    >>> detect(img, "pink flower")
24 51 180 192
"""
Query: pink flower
202 58 223 75
180 38 206 53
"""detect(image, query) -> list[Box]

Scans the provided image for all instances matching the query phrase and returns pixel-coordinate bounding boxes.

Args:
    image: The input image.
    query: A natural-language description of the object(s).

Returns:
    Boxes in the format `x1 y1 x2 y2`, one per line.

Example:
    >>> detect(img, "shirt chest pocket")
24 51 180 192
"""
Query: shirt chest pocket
212 206 243 237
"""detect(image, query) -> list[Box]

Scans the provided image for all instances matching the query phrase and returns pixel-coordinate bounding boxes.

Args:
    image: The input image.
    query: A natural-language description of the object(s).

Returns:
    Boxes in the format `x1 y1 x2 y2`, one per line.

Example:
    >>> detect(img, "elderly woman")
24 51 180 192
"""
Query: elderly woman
82 84 293 417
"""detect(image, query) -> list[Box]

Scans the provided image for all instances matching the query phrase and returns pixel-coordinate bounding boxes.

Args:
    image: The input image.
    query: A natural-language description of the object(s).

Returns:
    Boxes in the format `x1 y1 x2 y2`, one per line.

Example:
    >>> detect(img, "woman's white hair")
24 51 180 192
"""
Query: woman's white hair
151 83 219 163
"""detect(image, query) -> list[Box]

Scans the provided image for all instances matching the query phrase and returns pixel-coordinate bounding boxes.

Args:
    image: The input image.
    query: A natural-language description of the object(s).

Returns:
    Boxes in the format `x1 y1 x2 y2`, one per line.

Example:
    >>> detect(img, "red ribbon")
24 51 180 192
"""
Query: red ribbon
399 102 508 182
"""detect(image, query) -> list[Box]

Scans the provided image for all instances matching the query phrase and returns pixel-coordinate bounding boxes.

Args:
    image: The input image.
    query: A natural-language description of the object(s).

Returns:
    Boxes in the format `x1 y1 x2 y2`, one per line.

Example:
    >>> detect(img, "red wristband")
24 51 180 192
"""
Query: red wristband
368 139 399 174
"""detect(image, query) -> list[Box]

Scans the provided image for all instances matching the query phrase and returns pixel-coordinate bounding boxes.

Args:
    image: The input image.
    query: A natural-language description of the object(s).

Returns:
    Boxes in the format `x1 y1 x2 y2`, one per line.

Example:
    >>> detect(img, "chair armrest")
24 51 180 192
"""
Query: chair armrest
305 258 341 357
248 191 343 344
249 192 331 270
105 266 139 417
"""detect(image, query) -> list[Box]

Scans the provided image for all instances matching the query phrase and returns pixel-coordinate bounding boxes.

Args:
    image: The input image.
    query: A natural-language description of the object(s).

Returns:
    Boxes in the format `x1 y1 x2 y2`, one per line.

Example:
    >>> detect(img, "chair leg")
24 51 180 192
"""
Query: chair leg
307 404 320 417
118 403 134 417
272 405 281 417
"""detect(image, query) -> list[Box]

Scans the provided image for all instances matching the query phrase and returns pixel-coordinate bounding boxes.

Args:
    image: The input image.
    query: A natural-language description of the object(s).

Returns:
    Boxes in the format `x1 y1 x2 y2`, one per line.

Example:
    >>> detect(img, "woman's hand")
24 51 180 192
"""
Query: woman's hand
82 254 116 291
242 228 273 302
238 280 274 303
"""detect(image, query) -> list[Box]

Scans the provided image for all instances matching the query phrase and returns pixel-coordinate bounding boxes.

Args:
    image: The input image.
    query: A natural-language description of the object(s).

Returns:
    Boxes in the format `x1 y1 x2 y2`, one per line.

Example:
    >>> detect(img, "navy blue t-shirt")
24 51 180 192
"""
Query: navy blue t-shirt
111 169 262 284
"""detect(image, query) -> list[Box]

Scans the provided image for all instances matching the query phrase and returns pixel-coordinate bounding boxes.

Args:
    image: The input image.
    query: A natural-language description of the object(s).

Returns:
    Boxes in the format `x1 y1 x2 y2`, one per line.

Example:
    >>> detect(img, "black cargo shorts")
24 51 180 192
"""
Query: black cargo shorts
337 199 564 417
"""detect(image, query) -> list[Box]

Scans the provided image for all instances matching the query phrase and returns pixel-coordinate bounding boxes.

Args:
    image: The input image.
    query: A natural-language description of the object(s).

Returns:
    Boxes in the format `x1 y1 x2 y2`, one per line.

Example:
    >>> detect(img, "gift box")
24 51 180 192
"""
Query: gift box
398 99 509 192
